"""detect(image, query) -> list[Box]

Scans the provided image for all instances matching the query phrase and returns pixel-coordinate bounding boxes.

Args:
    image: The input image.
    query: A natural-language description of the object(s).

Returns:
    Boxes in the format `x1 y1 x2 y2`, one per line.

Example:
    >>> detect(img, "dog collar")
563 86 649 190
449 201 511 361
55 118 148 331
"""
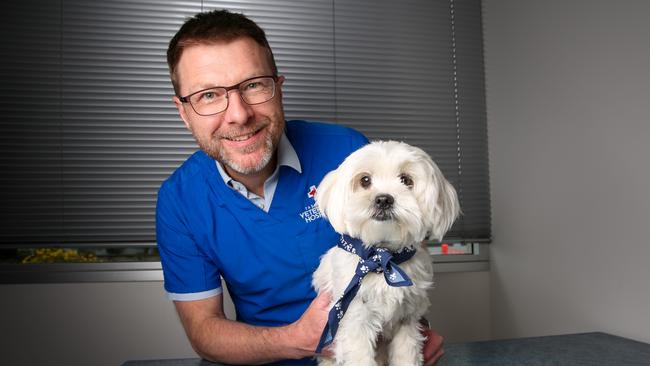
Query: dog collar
316 235 416 352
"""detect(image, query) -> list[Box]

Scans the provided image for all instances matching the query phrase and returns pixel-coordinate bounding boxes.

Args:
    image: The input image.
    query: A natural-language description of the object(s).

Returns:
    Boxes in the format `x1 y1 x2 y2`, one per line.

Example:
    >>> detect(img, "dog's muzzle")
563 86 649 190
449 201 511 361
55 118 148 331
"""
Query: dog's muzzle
372 194 395 221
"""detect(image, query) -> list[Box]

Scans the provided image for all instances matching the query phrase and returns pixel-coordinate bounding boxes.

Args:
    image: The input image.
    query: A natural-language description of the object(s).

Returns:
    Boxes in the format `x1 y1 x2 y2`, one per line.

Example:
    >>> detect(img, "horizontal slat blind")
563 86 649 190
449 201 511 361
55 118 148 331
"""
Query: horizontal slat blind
60 0 200 242
204 1 338 121
0 0 202 244
333 0 459 178
1 1 64 244
449 0 491 239
0 0 490 246
333 0 490 240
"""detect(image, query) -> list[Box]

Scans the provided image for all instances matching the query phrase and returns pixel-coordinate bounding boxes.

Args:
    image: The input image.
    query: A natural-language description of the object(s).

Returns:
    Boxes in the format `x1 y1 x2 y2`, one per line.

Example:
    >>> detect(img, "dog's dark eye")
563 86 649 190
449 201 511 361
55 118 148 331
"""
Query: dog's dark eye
360 175 372 189
399 174 414 188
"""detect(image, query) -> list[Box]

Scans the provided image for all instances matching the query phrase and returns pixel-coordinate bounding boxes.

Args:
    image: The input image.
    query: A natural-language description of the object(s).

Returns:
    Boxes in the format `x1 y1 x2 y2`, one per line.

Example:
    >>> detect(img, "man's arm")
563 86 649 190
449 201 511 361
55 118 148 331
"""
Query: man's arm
174 292 332 365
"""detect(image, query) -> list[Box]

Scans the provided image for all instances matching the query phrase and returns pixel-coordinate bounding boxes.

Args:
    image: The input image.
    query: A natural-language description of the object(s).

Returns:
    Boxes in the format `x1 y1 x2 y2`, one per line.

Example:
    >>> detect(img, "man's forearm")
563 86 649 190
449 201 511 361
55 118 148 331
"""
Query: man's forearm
186 315 312 364
175 292 330 364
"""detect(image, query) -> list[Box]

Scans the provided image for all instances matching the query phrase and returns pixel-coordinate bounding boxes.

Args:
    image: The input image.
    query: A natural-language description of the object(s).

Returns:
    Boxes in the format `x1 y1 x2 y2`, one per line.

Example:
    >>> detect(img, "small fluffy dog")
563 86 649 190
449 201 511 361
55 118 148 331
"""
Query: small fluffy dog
313 141 460 366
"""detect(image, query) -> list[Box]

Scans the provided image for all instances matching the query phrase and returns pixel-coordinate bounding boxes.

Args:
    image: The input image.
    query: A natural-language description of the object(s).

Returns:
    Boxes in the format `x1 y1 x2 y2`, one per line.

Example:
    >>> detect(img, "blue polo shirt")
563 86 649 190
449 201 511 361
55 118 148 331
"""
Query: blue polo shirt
156 119 368 332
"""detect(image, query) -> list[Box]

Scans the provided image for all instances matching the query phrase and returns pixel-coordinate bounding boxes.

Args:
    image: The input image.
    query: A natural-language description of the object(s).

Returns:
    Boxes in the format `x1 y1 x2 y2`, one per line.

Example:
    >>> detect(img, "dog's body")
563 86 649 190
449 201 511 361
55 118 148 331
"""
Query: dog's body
313 141 460 366
313 242 433 366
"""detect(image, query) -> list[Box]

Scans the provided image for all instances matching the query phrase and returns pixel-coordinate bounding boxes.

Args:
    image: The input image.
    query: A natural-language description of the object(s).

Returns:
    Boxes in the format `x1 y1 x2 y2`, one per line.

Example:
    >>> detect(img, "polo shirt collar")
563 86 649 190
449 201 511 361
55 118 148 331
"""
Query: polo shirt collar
277 132 302 174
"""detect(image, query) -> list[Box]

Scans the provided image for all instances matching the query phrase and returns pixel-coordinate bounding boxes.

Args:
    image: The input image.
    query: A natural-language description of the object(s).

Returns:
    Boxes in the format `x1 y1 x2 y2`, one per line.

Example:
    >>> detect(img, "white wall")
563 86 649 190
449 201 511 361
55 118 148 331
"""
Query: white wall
0 282 194 366
484 0 650 343
427 271 491 343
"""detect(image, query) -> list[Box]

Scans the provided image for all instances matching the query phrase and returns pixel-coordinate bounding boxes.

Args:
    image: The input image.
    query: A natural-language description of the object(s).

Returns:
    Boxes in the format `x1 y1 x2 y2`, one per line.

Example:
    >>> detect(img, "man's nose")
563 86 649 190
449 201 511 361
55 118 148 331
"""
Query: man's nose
223 90 253 124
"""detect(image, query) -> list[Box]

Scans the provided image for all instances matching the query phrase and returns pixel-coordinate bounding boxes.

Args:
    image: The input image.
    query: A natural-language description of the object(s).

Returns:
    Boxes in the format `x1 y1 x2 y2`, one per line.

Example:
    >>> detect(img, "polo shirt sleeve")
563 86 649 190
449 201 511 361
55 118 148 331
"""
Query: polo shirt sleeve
156 183 222 301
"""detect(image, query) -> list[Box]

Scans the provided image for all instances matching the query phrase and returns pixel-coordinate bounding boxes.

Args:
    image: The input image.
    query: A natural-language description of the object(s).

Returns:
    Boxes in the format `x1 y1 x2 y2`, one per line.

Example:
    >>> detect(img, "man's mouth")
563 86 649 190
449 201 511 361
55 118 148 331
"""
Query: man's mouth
223 126 264 142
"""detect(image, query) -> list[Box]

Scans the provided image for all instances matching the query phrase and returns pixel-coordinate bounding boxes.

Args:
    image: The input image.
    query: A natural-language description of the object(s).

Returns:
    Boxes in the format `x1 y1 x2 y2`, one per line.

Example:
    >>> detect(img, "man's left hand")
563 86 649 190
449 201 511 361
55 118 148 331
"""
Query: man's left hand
422 327 444 365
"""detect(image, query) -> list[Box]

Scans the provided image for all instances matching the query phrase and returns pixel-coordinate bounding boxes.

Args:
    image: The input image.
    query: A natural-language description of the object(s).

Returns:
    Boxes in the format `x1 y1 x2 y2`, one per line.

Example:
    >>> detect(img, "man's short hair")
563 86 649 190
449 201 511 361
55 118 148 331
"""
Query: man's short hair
167 9 278 95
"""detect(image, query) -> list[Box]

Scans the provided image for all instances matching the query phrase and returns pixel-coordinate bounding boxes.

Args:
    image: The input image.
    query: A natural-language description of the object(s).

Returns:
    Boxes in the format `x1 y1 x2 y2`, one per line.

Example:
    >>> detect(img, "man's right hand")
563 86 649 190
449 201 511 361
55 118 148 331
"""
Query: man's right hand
285 291 333 358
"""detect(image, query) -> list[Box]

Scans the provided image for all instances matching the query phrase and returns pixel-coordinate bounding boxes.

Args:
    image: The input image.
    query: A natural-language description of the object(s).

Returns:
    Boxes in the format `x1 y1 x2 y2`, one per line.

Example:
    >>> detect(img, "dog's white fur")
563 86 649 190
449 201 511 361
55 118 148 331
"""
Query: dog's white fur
313 141 460 366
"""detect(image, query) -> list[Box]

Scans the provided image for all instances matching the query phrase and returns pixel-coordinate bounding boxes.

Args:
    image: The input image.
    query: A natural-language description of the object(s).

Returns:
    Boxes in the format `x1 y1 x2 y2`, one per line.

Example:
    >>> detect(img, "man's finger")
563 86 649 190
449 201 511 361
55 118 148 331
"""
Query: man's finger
422 329 445 365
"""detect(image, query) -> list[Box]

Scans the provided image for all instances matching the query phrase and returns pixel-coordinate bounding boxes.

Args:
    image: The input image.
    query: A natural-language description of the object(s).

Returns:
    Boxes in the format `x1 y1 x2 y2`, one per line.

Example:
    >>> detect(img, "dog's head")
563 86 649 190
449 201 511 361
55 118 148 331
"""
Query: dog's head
316 141 460 249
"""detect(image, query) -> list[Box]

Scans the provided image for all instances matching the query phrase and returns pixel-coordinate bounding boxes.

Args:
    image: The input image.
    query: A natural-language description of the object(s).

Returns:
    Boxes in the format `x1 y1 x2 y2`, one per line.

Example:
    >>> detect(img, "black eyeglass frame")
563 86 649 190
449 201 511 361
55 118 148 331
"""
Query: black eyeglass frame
177 75 279 116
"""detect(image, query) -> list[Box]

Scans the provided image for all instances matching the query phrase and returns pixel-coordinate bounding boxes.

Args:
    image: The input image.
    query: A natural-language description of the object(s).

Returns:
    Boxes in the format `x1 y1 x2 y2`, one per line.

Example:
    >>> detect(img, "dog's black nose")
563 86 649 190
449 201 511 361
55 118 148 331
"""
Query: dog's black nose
374 194 394 210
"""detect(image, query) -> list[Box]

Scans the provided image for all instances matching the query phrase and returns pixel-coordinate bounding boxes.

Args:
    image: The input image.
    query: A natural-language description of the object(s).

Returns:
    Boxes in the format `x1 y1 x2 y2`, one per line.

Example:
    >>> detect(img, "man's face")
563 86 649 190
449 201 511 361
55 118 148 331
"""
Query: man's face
173 37 285 176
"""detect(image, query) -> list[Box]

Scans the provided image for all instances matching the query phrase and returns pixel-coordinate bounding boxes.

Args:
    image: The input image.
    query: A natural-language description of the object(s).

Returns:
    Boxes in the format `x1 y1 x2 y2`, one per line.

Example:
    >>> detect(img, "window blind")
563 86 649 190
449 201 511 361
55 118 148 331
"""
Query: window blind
2 0 65 244
0 0 490 247
331 0 490 241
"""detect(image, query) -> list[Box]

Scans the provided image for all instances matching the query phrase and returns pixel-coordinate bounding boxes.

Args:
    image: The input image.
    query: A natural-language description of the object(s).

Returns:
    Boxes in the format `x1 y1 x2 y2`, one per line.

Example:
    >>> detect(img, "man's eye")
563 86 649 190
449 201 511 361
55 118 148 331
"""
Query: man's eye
399 174 414 188
360 175 372 188
194 89 224 103
201 92 215 100
243 81 261 91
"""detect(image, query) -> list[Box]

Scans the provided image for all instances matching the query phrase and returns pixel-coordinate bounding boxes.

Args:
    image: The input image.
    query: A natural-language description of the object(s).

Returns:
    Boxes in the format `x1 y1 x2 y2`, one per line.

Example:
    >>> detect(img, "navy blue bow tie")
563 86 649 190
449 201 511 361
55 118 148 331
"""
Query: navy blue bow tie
315 235 416 353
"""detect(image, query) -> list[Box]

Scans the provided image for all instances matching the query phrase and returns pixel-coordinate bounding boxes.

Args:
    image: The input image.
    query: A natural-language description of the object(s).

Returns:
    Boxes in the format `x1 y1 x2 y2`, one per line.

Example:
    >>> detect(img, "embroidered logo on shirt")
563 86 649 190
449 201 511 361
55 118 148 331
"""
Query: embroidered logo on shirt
300 185 321 223
299 203 322 223
308 185 317 198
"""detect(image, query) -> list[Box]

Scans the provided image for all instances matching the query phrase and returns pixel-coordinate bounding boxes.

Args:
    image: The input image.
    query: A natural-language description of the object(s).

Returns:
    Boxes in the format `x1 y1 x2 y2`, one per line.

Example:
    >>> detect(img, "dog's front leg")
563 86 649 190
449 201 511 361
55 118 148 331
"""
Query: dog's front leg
331 301 381 366
388 318 425 366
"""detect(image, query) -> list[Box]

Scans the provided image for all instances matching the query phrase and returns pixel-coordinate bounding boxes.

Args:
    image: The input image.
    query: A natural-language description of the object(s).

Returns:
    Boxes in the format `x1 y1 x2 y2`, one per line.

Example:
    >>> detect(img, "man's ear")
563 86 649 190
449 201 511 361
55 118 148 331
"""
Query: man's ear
275 75 285 98
172 96 192 131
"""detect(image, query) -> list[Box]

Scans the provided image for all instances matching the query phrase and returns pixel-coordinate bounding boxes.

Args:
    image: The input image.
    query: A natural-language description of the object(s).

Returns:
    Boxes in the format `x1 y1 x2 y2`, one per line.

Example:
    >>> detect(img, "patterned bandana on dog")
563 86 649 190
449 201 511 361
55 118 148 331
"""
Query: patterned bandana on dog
315 235 416 353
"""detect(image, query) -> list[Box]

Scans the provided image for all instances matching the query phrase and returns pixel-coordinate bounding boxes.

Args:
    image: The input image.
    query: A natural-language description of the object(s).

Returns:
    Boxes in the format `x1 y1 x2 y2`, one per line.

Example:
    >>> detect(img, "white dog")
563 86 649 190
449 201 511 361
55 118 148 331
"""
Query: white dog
313 141 460 366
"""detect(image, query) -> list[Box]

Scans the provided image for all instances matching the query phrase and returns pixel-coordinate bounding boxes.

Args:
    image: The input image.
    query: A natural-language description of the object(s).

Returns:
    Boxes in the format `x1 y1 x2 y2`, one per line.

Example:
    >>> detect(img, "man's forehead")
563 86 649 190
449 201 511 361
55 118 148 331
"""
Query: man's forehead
176 38 272 93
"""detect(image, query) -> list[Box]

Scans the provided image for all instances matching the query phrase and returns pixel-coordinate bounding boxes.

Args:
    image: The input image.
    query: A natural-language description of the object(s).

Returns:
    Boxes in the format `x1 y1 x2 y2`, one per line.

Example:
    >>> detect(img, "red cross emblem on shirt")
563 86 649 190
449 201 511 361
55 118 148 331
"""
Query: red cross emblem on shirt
308 185 317 198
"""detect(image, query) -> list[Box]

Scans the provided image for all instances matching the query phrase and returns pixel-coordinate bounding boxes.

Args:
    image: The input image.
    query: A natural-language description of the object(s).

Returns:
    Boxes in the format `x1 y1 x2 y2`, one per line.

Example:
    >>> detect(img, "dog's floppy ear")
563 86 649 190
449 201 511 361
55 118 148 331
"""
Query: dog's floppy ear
315 168 348 233
416 149 461 241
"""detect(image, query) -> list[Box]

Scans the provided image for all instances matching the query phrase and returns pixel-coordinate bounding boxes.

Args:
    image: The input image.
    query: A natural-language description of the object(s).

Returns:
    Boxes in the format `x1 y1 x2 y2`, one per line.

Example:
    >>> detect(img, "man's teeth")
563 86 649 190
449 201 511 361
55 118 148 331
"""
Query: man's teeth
228 132 255 141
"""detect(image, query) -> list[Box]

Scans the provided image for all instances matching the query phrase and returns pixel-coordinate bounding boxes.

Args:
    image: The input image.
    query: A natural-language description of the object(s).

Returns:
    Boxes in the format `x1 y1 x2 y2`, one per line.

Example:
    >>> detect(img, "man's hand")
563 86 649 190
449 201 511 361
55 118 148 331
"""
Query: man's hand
285 291 333 358
422 327 445 365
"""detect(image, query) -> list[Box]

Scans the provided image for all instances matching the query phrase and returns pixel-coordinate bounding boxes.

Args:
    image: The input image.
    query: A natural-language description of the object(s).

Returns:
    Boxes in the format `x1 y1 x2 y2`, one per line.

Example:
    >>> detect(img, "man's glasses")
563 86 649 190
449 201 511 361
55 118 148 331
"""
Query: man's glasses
178 75 278 116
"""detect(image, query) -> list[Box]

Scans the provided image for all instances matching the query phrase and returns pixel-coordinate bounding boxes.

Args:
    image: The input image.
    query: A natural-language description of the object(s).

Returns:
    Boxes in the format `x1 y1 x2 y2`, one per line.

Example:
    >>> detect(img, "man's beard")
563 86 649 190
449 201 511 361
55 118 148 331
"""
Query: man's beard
194 123 282 175
217 133 275 175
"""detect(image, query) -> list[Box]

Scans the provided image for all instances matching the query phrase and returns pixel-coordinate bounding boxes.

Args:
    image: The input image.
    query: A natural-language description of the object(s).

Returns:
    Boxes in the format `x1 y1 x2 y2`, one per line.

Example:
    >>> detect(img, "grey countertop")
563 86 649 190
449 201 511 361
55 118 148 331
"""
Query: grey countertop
123 332 650 366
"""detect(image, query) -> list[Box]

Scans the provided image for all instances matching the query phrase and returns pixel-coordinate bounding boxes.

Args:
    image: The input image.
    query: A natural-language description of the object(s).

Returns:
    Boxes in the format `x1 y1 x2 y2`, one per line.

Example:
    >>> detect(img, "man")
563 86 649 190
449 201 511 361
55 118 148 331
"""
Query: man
157 9 443 365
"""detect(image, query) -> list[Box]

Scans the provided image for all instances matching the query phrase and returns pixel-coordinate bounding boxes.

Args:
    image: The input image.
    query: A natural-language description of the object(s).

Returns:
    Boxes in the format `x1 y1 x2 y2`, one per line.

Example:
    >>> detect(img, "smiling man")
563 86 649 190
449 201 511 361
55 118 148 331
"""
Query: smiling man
173 38 286 194
156 9 444 365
